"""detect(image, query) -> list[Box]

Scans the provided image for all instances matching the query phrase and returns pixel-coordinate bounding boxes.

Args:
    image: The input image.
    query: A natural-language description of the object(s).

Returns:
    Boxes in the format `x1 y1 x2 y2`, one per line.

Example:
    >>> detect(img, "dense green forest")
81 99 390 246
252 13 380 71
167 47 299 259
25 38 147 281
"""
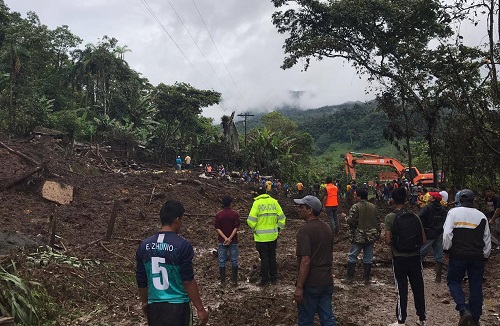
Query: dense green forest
236 101 387 154
1 0 500 189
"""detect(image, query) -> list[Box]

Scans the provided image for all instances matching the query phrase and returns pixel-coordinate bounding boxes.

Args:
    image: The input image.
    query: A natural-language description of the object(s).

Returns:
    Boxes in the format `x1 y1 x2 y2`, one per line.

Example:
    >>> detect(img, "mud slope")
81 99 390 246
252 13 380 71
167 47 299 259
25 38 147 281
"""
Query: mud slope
0 138 499 326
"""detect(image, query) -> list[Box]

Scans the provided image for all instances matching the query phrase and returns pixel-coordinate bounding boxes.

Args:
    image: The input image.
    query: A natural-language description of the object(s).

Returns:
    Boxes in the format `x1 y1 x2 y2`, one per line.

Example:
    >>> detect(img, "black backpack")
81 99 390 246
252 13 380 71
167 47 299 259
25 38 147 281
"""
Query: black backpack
391 209 423 253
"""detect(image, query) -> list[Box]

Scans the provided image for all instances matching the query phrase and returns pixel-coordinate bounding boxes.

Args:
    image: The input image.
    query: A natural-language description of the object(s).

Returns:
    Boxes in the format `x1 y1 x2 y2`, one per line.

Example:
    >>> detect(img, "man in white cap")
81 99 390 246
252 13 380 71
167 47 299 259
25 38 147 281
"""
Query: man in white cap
293 195 337 326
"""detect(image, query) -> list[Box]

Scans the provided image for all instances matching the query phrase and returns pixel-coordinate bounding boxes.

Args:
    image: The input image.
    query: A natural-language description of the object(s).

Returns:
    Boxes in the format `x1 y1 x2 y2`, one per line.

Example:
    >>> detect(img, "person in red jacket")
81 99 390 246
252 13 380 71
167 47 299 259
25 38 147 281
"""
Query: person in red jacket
214 196 241 286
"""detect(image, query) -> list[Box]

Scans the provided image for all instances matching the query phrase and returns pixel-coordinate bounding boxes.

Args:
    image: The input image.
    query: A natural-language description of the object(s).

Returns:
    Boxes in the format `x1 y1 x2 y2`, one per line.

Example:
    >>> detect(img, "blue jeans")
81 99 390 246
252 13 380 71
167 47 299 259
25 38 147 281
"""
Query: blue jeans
420 234 443 263
447 258 485 322
348 242 374 264
218 243 238 268
297 285 337 326
325 207 339 233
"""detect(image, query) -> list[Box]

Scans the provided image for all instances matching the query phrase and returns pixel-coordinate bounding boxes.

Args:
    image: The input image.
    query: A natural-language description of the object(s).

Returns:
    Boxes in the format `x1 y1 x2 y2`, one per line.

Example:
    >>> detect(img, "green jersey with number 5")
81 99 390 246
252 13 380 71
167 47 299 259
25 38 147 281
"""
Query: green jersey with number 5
136 232 194 303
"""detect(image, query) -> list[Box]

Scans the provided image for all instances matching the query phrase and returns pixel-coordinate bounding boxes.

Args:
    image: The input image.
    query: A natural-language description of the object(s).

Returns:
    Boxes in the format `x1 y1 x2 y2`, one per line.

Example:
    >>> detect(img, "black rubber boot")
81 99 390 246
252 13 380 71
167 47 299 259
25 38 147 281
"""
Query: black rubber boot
219 267 226 285
231 266 238 286
435 262 443 283
342 262 356 284
363 263 372 285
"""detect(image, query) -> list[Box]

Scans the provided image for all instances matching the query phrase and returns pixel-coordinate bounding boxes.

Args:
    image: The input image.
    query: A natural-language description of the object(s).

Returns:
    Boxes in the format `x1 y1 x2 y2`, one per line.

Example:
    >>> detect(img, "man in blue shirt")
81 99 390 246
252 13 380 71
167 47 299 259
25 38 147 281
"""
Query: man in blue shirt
175 156 182 171
136 200 208 326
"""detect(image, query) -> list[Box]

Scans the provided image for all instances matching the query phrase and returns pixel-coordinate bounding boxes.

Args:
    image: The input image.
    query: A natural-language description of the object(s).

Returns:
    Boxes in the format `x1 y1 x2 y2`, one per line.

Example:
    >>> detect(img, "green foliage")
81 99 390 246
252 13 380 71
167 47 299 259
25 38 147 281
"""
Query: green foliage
149 82 221 163
241 112 314 182
272 0 500 186
0 261 57 325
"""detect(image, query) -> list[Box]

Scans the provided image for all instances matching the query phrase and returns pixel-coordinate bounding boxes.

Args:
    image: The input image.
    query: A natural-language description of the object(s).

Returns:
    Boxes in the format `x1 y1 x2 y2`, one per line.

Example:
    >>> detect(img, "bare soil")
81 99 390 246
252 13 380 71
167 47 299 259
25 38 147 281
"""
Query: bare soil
0 137 499 326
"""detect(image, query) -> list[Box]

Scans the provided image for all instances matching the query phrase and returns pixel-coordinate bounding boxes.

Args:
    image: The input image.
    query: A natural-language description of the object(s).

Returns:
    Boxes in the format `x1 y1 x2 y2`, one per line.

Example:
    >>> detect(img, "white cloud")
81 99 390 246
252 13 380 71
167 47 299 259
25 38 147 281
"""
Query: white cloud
9 0 454 122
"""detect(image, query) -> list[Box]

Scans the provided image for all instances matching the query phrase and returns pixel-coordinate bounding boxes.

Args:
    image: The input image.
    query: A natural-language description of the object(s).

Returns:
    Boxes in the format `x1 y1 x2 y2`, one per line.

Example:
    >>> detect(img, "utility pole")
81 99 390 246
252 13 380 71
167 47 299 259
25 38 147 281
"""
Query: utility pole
237 113 254 146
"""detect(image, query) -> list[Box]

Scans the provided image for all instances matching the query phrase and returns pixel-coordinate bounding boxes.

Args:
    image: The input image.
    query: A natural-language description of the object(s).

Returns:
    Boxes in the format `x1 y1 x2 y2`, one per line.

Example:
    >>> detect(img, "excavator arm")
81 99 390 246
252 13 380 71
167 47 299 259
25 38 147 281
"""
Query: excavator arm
343 152 435 185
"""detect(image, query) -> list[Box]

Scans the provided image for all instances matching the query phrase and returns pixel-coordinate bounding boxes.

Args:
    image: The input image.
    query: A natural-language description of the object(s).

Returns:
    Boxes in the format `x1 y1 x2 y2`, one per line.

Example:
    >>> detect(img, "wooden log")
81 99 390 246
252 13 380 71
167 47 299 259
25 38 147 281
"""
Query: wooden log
175 178 203 186
1 164 45 191
105 201 119 241
0 140 40 166
148 187 156 205
0 317 15 325
48 206 57 247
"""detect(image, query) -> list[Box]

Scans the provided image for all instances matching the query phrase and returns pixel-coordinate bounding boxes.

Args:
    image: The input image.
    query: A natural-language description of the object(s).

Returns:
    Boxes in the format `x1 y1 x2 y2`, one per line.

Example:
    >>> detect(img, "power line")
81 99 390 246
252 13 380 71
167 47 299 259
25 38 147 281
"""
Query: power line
191 0 250 111
139 0 212 90
164 0 240 110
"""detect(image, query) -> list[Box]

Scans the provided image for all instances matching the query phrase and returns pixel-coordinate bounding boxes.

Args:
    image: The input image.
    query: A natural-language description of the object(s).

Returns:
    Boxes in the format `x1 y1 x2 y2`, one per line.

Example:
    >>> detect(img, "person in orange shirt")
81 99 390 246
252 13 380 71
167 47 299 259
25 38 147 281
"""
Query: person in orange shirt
297 182 304 196
322 176 340 234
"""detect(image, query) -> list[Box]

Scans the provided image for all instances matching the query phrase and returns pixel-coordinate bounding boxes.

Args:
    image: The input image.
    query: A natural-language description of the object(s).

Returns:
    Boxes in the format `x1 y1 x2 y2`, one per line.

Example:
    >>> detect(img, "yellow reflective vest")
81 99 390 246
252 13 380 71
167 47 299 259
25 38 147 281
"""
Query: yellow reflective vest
247 194 286 242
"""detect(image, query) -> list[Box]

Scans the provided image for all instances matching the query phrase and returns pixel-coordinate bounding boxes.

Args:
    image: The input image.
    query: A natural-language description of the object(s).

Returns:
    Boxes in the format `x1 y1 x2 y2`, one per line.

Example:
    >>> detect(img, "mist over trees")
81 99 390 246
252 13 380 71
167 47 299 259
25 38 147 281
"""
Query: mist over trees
272 0 500 188
0 0 499 188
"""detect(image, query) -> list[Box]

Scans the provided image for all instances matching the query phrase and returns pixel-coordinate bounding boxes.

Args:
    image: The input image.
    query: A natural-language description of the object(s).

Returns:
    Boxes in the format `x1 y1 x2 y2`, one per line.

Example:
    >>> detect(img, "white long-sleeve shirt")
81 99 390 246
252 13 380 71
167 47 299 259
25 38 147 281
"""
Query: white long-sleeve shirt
443 207 491 259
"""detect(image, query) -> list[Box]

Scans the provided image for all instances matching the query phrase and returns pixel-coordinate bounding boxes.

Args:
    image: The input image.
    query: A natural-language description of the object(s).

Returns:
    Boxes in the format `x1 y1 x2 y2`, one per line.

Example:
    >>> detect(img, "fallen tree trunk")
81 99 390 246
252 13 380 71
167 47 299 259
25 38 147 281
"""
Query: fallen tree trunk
1 163 46 191
175 178 203 186
0 317 15 325
0 141 40 166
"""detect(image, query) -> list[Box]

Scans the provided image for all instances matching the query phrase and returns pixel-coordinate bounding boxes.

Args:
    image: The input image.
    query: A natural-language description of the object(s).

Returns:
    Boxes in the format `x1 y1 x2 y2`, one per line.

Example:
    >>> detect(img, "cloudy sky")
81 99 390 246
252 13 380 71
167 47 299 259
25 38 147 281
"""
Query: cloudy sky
5 0 486 121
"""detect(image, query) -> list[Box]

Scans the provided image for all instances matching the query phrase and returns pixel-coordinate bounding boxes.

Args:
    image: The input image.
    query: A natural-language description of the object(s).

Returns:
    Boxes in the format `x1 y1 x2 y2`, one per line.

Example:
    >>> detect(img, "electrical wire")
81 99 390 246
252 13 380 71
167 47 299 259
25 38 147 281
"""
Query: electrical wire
164 0 240 110
191 0 250 111
139 0 212 90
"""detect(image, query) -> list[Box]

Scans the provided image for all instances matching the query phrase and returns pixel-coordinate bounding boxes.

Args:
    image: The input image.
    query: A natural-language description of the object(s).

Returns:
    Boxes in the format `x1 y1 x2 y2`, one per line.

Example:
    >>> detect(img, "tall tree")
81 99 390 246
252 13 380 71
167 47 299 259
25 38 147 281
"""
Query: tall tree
271 0 455 185
150 82 221 163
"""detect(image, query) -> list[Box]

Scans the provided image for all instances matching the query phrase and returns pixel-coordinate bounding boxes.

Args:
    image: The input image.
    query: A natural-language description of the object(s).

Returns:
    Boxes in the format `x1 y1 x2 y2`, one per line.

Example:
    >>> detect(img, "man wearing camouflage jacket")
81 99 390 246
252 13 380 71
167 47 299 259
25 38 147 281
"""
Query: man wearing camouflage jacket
342 189 380 284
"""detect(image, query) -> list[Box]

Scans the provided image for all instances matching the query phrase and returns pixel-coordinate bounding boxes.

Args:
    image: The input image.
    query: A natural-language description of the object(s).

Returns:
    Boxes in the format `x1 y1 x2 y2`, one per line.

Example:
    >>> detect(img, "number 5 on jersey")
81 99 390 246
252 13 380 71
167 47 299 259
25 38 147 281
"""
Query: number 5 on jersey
152 256 169 290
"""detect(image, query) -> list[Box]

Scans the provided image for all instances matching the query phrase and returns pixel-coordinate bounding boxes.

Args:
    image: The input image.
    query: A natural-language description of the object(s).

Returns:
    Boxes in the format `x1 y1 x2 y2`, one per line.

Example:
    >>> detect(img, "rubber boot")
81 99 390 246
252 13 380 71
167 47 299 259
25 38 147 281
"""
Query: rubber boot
363 263 372 285
231 266 238 286
219 267 226 285
435 262 443 283
342 262 356 284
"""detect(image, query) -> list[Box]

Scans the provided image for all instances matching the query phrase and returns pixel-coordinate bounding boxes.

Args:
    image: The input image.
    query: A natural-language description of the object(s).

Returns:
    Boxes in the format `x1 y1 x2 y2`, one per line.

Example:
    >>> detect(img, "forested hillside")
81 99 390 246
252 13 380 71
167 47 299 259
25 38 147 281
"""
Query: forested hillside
236 101 389 154
1 0 500 189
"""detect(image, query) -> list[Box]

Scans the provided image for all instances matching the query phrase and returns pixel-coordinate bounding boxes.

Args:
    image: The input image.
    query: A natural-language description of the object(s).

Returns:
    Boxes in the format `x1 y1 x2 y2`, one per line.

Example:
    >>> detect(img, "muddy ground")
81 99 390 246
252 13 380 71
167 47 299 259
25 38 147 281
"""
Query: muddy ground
0 137 499 326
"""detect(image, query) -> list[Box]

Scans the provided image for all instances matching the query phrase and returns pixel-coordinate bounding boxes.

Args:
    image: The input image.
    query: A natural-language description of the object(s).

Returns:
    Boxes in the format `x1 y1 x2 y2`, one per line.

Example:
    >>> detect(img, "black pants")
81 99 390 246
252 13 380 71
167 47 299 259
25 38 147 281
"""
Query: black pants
392 255 426 323
147 301 192 326
256 240 277 282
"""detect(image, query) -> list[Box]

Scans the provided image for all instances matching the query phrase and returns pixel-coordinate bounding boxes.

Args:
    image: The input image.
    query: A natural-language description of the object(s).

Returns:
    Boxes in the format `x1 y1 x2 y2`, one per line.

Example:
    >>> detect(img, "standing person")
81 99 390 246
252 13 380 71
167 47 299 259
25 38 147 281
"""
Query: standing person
346 182 353 205
323 177 340 234
135 200 208 326
247 186 286 286
410 183 419 205
418 188 429 209
485 187 500 236
384 187 427 326
419 192 448 283
342 189 380 285
383 183 391 203
293 195 337 326
439 184 449 205
214 196 241 286
175 156 182 172
184 155 191 170
266 179 273 193
297 181 304 196
444 189 491 326
454 186 462 208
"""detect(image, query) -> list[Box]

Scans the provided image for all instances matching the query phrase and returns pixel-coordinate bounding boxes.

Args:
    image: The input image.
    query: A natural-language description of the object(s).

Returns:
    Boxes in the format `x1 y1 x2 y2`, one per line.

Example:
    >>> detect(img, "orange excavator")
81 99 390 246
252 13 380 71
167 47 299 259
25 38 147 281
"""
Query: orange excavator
343 152 436 185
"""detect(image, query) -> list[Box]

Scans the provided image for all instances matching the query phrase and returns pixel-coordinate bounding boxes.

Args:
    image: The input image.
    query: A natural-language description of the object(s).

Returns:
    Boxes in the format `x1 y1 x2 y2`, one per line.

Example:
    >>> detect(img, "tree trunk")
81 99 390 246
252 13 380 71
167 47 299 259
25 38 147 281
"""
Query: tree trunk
427 132 439 188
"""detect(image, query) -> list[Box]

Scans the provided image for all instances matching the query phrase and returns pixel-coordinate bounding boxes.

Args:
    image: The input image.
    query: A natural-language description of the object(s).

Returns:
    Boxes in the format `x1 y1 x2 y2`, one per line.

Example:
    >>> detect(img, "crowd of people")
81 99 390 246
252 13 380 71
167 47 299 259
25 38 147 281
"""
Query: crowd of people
134 171 499 326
